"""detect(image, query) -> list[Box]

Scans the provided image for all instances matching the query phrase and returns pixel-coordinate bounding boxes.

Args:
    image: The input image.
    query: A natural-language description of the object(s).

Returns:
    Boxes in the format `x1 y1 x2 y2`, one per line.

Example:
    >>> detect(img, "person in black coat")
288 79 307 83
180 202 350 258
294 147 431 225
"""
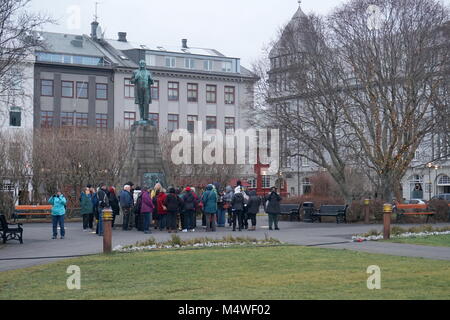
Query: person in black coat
246 190 261 231
108 186 120 228
265 187 282 230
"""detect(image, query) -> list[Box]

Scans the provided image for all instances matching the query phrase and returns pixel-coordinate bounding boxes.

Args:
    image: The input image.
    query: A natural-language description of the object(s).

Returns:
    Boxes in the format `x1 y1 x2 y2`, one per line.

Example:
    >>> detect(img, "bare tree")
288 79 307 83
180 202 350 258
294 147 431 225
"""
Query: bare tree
0 0 52 115
250 0 450 202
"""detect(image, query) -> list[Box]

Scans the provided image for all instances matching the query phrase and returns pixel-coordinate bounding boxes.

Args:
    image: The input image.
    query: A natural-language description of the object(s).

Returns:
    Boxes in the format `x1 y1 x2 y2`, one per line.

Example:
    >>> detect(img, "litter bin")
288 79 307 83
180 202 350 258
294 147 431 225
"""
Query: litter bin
302 202 315 223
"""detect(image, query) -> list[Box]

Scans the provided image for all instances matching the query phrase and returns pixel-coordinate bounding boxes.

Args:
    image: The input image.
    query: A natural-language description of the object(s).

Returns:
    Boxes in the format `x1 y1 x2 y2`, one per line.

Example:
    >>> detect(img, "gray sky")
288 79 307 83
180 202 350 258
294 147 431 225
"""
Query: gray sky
28 0 450 68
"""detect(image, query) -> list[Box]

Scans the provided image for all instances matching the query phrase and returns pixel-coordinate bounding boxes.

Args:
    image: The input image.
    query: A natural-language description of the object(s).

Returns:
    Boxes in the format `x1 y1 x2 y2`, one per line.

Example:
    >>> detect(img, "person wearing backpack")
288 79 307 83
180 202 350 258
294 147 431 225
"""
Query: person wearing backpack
164 188 183 233
96 183 110 236
141 187 154 234
231 190 245 232
182 187 197 232
265 187 282 230
201 184 218 232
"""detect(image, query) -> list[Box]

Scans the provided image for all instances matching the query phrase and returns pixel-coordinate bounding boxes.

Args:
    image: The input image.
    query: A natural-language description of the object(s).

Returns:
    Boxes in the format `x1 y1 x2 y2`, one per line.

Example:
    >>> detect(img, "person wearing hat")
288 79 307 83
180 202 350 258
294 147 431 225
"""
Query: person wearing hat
182 187 198 232
265 187 282 230
164 187 184 233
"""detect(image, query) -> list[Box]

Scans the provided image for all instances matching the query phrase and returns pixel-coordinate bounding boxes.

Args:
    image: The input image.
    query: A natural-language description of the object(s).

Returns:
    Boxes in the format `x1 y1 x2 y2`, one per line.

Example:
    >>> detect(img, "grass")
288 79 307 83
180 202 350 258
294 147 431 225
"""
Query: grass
386 234 450 248
1 246 450 300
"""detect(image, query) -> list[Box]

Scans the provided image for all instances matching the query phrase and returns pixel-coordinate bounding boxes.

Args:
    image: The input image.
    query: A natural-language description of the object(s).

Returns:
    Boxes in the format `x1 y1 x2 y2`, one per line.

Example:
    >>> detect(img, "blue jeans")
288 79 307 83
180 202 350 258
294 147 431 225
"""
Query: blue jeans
159 214 167 230
143 212 152 232
217 208 226 227
184 210 195 230
52 215 65 237
97 207 104 236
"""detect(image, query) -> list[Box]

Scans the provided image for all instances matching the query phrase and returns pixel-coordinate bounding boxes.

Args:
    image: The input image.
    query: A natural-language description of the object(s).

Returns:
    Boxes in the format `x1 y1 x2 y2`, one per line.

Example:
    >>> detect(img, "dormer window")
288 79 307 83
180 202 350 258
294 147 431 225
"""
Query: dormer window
165 56 176 68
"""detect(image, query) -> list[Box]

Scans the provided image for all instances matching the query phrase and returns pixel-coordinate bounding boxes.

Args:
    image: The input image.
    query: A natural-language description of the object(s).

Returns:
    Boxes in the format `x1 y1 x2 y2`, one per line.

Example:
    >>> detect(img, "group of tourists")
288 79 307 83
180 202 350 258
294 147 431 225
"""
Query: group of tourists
48 180 283 239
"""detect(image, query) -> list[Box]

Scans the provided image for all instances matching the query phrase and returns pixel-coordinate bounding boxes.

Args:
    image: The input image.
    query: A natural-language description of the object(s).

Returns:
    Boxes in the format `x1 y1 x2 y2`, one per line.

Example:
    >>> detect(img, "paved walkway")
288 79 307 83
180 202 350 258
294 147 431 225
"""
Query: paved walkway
1 217 449 272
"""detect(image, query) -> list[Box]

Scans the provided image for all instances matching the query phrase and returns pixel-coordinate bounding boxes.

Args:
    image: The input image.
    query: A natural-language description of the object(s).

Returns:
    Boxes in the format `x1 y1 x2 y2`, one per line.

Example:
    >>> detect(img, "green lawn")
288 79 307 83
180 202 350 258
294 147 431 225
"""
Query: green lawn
387 234 450 248
1 245 449 300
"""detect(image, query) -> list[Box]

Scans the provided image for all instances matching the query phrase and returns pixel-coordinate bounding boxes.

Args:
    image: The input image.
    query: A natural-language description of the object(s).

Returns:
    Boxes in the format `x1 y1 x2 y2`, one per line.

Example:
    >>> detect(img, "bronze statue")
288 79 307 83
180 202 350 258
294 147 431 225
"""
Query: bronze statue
131 60 154 124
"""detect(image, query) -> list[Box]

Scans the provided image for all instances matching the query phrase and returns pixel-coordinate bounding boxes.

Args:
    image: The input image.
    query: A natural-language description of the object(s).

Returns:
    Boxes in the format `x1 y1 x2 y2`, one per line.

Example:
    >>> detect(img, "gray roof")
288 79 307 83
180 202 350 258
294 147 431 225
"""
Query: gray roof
37 32 105 57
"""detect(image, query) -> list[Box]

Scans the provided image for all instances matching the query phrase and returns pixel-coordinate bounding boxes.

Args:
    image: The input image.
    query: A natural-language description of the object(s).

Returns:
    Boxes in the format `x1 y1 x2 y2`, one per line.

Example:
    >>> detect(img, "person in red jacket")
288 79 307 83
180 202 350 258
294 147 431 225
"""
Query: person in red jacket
156 189 168 231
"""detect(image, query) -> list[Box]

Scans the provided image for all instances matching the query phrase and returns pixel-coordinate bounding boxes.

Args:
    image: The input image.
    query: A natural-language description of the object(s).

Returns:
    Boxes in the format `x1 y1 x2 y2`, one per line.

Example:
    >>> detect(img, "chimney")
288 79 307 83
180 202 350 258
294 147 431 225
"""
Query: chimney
118 32 127 42
182 39 188 48
91 21 99 40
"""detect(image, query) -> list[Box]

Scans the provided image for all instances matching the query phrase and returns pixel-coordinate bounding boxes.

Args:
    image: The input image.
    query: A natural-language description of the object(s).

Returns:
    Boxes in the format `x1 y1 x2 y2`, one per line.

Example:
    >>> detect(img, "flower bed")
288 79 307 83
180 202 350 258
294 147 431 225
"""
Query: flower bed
113 235 282 253
353 225 450 242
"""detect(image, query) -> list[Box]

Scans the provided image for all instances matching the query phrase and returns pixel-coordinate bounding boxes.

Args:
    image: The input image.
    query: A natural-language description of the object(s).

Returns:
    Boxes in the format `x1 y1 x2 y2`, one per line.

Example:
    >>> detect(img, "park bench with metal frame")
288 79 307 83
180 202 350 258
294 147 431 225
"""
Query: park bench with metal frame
13 205 52 221
0 214 23 244
279 204 301 221
313 205 348 224
394 203 435 223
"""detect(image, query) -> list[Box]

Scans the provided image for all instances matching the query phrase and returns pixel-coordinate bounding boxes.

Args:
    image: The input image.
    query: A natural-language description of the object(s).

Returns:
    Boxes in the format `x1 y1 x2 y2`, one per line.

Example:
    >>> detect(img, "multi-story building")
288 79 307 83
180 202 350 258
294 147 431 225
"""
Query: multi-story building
267 3 450 200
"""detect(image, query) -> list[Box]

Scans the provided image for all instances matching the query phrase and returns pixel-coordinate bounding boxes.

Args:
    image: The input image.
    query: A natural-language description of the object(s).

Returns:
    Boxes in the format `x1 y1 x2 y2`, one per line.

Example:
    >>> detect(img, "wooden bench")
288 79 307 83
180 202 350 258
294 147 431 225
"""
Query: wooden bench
13 205 52 221
394 203 435 223
279 204 301 221
313 205 348 224
0 214 23 244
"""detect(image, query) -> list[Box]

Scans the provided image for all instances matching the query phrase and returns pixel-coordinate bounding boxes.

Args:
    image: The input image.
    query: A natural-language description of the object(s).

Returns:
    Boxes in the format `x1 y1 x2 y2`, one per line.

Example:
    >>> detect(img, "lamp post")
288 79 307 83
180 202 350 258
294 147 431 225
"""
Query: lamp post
434 164 439 198
427 162 433 200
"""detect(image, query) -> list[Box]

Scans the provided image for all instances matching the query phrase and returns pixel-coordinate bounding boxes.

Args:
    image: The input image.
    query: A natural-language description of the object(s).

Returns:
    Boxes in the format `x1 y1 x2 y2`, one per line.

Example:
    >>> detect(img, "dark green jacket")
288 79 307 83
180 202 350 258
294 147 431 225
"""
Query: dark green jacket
80 193 94 215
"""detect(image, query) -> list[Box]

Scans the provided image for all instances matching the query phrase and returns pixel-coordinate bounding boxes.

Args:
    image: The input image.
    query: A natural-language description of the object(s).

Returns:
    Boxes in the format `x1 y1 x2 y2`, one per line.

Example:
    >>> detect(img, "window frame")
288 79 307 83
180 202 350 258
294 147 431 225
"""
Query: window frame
206 116 217 130
61 81 74 98
225 86 235 105
96 83 108 100
76 81 89 99
151 80 159 101
206 84 217 104
187 115 198 134
41 111 54 128
149 113 159 129
225 117 235 134
124 111 136 128
168 81 180 101
187 83 198 103
40 80 54 97
124 78 134 99
168 114 179 132
96 113 108 129
61 112 74 127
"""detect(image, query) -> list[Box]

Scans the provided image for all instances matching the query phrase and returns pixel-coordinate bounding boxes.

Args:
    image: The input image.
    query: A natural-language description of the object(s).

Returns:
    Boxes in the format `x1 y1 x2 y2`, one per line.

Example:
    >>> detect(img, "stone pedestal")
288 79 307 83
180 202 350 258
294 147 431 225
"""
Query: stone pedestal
120 123 166 189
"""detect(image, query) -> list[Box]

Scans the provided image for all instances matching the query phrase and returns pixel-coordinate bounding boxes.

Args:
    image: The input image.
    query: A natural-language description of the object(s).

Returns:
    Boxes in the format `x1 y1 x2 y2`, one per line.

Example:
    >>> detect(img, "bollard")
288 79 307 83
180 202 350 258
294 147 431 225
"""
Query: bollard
383 204 392 240
364 199 371 224
103 209 113 254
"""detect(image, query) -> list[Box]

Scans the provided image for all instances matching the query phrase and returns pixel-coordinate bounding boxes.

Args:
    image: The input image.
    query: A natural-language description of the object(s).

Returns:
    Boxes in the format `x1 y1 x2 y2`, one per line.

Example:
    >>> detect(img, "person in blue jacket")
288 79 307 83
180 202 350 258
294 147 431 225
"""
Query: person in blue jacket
201 184 218 232
48 191 67 239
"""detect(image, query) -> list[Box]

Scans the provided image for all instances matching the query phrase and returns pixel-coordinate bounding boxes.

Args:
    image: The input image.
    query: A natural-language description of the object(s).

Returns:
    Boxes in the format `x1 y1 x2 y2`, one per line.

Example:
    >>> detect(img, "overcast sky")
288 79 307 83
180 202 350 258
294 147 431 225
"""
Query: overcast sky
28 0 450 68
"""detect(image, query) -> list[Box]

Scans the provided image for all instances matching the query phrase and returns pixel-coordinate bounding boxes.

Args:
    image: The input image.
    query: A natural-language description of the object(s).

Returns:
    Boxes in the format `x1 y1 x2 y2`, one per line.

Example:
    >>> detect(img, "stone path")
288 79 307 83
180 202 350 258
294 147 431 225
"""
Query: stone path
1 217 449 272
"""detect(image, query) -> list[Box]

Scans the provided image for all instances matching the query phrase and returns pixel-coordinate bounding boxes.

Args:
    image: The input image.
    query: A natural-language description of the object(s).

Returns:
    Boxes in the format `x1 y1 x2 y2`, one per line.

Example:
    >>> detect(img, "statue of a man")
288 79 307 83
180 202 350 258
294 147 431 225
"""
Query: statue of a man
131 60 154 124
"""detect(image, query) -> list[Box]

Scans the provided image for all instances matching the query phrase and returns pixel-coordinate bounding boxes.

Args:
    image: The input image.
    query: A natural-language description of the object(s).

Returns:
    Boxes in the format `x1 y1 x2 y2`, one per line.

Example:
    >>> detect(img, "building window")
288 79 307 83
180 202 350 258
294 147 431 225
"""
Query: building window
124 78 134 98
9 108 21 127
187 115 198 134
151 80 159 100
124 112 136 128
61 81 74 98
206 116 217 130
302 157 309 167
96 113 108 128
168 114 179 132
222 61 232 72
225 86 235 105
41 111 53 127
149 113 159 129
204 60 213 71
185 58 195 69
187 83 198 102
165 56 176 68
41 80 54 97
75 112 88 127
61 112 74 127
302 178 312 195
146 54 156 66
206 85 217 104
262 176 271 189
76 82 88 99
168 82 179 101
96 83 108 100
225 117 235 134
247 178 257 188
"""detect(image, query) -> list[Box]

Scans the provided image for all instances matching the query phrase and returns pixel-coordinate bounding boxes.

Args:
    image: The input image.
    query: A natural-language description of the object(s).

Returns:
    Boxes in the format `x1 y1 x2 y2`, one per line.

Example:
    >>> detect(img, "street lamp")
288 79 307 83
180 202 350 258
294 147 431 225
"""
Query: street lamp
427 162 433 200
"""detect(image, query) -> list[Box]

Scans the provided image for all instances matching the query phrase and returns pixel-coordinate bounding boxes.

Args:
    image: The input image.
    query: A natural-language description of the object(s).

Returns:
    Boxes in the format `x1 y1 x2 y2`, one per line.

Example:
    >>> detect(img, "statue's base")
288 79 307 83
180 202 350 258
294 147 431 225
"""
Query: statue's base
120 123 166 189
